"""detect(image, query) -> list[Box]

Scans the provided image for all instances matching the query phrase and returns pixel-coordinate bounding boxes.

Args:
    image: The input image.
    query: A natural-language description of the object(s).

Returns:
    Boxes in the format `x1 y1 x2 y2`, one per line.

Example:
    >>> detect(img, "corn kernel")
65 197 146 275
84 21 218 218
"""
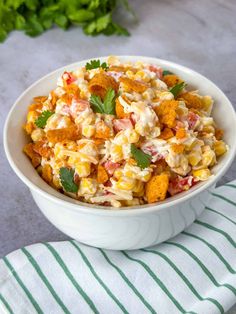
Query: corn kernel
31 129 45 142
129 130 140 143
110 144 123 162
133 180 144 193
126 70 135 79
192 168 211 181
214 140 227 157
53 175 61 189
82 125 95 138
188 152 202 166
202 149 216 167
116 177 136 191
114 169 123 179
78 178 97 195
75 162 91 178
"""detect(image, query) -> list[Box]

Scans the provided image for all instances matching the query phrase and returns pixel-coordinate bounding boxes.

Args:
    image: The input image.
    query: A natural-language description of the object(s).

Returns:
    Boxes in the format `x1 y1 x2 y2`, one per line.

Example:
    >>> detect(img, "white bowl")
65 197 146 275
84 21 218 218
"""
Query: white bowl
4 56 236 250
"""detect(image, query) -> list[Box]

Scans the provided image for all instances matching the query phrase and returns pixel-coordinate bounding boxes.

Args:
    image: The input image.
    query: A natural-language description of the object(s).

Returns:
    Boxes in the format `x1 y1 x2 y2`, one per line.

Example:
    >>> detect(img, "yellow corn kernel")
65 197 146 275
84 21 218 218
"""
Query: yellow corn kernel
31 129 45 142
142 172 152 182
110 144 123 162
188 152 202 166
116 177 136 191
192 168 211 181
78 178 97 195
133 180 144 193
126 70 135 79
202 150 216 167
113 169 123 179
129 130 140 143
75 162 91 178
214 140 227 157
202 96 213 113
202 125 215 134
135 70 150 82
82 125 95 138
27 110 39 123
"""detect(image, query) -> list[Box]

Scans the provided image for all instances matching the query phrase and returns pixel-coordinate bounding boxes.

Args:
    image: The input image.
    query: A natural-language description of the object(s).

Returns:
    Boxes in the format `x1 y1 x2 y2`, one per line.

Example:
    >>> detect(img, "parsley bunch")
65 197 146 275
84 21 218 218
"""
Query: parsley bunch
0 0 134 43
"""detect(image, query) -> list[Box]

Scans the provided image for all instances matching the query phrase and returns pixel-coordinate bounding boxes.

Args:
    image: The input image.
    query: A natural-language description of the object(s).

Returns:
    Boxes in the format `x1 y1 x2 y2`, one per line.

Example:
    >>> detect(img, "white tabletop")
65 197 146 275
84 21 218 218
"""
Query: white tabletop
0 0 235 311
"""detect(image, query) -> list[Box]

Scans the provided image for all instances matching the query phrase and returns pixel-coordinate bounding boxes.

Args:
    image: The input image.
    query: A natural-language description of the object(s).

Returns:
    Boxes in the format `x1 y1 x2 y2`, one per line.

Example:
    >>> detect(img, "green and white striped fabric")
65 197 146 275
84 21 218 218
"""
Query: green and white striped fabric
0 181 236 314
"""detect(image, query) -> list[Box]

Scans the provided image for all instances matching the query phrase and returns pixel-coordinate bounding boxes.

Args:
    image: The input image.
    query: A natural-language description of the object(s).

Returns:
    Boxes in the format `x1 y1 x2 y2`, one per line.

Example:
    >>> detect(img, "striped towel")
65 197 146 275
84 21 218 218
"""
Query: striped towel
0 182 236 314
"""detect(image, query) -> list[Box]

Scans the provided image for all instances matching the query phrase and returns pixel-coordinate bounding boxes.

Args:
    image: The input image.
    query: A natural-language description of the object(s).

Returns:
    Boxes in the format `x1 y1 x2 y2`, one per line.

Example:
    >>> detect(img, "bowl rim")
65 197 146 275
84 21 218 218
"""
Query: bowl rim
4 55 236 216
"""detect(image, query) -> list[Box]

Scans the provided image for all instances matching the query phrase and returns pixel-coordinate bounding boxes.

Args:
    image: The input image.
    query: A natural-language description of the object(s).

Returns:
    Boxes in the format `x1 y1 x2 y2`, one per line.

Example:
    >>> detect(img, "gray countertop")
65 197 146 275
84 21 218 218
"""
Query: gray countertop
0 0 236 312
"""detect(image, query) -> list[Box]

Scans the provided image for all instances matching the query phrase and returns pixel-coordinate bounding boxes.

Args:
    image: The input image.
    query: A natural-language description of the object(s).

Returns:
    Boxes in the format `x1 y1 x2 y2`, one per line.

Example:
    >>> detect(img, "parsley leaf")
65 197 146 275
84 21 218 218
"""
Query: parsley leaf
35 110 54 128
89 88 116 115
85 59 108 70
59 167 78 193
131 144 152 170
169 82 186 98
162 70 173 76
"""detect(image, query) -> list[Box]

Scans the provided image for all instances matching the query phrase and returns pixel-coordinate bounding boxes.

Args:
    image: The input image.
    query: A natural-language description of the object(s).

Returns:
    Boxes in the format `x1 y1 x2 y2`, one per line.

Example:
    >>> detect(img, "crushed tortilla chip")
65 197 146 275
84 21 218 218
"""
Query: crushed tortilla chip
155 100 178 128
42 164 53 183
65 84 80 98
119 76 149 93
28 103 43 112
159 128 174 140
23 143 41 167
180 93 203 110
163 74 182 87
97 164 109 184
23 122 35 135
176 128 186 139
172 143 185 154
88 72 118 99
33 141 52 158
33 96 48 103
46 126 80 143
145 173 169 203
115 98 130 119
95 121 111 139
215 128 224 140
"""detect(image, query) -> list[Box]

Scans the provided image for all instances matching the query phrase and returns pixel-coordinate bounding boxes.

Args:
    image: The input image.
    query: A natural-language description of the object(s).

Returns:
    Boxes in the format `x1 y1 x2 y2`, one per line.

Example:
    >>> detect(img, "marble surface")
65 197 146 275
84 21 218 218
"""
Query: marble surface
0 0 236 311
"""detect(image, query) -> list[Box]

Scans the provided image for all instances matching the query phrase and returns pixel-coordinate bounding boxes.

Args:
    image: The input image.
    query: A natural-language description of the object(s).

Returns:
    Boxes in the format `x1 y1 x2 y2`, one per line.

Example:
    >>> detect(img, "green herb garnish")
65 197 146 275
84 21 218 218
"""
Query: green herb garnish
162 70 173 76
35 110 54 128
59 167 78 193
86 60 108 71
90 88 116 115
131 144 152 170
169 82 186 98
0 1 133 43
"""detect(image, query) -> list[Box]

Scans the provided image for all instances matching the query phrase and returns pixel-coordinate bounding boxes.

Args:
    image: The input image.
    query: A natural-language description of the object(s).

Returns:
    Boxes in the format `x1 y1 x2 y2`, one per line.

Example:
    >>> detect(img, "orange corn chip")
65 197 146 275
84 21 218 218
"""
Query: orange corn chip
23 143 41 168
97 164 109 184
176 128 186 139
33 141 52 158
23 122 35 135
163 75 182 87
159 128 174 140
95 121 111 139
215 128 224 140
46 126 80 143
119 76 148 93
33 96 48 103
42 164 53 183
172 143 185 154
88 72 119 99
180 93 203 110
155 100 178 128
65 83 80 97
145 173 169 203
115 98 130 119
28 103 43 111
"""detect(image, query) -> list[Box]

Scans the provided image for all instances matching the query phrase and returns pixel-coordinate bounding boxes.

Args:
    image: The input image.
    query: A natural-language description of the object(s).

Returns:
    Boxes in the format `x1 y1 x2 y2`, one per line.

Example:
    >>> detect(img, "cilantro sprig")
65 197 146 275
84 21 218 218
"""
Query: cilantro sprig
90 88 116 115
86 60 108 71
162 70 173 76
169 82 186 98
0 1 133 43
131 144 152 170
35 110 54 128
59 167 78 193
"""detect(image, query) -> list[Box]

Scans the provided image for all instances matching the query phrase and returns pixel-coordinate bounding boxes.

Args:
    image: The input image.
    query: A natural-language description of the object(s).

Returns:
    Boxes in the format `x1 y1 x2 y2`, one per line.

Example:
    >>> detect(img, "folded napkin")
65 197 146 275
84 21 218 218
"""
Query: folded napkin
0 181 236 314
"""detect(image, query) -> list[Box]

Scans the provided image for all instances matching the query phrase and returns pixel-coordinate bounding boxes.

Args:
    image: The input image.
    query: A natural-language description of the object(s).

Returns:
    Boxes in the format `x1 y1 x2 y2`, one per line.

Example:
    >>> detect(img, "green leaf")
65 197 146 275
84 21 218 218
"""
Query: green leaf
103 88 116 114
89 88 116 115
68 9 95 23
163 70 173 76
89 94 104 114
169 82 186 98
59 167 78 193
85 59 108 70
35 111 54 128
15 14 25 30
54 14 68 30
25 15 44 37
131 144 152 170
0 28 7 42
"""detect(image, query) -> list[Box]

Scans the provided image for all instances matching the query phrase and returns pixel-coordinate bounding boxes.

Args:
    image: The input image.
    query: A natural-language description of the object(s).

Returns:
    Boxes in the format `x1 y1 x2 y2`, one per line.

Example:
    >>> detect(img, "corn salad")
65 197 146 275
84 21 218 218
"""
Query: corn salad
23 57 228 208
